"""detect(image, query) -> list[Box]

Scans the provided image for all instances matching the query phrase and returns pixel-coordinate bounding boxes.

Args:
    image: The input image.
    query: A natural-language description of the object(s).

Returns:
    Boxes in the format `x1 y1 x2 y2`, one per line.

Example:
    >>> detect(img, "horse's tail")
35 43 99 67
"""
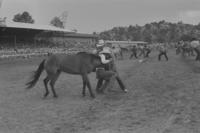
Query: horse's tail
26 59 45 89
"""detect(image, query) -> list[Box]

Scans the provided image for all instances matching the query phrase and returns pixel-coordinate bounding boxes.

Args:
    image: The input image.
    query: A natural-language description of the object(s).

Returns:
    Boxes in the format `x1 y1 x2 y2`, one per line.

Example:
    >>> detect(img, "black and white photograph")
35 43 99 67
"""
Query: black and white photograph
0 0 200 132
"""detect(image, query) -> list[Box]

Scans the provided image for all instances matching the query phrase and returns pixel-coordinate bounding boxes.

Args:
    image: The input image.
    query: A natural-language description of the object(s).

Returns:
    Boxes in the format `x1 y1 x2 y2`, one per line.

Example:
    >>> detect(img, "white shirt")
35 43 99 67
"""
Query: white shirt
99 54 111 64
191 40 200 48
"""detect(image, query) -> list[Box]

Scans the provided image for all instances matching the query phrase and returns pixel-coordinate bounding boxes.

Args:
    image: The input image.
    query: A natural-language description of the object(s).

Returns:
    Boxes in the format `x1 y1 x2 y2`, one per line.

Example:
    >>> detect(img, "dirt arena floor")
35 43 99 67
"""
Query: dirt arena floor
0 50 200 133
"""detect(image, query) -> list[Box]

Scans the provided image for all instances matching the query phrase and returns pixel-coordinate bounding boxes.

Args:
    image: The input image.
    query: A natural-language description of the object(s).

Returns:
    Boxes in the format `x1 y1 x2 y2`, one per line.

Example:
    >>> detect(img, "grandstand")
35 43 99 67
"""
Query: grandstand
0 19 97 48
0 19 98 58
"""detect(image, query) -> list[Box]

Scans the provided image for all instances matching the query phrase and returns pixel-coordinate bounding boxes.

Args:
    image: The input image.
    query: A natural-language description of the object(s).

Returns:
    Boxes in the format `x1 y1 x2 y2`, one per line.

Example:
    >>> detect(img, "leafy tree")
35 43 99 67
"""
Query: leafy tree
50 17 64 28
99 20 200 43
13 11 34 23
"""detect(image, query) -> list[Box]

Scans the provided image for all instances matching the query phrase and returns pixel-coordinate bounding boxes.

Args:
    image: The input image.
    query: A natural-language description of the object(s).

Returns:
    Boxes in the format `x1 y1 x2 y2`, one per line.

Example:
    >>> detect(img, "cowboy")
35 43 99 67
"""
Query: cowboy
93 40 115 92
94 40 127 93
92 40 107 55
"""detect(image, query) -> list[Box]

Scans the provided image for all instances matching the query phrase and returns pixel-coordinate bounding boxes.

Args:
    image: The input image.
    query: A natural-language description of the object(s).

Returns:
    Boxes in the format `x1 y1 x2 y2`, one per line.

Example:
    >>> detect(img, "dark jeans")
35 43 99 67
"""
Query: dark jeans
96 75 126 93
145 49 151 57
96 69 115 80
96 69 115 93
158 52 168 61
130 51 138 59
95 66 126 93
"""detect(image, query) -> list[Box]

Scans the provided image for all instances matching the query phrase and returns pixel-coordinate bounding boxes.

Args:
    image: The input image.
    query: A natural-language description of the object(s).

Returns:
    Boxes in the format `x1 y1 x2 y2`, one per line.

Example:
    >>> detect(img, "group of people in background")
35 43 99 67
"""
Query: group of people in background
129 42 168 61
176 38 200 61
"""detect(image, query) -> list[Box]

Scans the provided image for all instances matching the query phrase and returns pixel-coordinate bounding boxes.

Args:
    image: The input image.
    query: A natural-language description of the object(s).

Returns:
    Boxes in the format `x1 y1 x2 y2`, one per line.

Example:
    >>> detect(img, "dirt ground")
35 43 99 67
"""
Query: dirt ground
0 50 200 133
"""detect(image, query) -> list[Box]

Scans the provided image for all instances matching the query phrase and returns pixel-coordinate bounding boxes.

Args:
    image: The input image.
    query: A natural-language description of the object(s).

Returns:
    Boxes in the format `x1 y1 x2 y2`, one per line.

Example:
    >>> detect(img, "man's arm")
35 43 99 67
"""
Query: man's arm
99 54 111 64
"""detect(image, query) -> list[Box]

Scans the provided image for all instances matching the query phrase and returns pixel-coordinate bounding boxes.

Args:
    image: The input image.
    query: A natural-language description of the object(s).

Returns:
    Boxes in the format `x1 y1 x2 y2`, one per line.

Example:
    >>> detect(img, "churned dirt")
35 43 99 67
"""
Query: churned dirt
0 50 200 133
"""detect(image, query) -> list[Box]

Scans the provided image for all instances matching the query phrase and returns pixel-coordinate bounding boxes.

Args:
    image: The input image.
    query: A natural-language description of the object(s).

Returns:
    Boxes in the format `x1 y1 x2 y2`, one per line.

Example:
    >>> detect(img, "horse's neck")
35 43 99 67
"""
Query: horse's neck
91 57 102 68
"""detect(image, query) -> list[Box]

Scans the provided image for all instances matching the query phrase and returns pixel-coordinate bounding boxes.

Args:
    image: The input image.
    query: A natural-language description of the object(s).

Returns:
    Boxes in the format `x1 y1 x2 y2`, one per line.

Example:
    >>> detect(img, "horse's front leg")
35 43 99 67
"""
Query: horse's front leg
83 74 95 98
81 76 87 97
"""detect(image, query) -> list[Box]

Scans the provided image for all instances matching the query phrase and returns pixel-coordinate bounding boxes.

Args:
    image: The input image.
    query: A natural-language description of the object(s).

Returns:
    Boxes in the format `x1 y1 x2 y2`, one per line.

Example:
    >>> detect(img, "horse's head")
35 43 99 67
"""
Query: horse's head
90 54 103 67
77 52 103 72
89 53 106 72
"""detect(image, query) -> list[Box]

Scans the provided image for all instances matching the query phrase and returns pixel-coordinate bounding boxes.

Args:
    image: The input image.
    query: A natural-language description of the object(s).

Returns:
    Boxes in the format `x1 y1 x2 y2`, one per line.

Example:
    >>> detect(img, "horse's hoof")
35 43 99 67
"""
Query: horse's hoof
43 93 49 98
124 89 128 93
42 96 47 99
96 89 100 93
91 95 96 98
53 95 58 98
98 91 104 94
96 90 103 94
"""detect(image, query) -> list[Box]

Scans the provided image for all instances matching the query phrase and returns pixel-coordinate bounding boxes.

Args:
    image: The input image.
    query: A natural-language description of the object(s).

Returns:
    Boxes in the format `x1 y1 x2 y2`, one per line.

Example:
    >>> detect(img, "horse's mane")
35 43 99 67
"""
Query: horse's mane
77 51 87 54
77 51 100 60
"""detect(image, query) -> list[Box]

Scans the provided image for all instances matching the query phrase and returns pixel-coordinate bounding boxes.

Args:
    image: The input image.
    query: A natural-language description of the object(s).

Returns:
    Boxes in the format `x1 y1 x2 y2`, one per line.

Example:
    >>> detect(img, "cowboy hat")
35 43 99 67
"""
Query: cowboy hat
98 39 104 44
99 47 112 54
96 40 105 47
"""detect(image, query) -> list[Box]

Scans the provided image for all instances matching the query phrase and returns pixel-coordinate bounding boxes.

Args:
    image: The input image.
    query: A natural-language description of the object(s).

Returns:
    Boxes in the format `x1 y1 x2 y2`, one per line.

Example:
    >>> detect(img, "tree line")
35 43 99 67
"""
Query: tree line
12 11 65 29
99 20 200 43
12 11 200 43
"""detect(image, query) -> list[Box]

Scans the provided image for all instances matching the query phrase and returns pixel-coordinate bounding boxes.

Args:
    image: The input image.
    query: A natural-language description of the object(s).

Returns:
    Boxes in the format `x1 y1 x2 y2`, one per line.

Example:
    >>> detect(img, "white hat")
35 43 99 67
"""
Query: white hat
96 39 105 47
99 47 112 54
98 39 104 44
96 44 104 47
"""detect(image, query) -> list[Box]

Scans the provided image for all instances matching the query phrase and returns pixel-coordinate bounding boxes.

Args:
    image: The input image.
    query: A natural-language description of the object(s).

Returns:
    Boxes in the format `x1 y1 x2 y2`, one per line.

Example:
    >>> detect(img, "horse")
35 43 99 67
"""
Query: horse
26 52 104 98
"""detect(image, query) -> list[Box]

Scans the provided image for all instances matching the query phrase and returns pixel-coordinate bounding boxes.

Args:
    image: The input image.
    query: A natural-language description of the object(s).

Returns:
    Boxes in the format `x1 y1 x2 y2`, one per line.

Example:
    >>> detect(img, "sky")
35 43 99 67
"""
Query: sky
0 0 200 33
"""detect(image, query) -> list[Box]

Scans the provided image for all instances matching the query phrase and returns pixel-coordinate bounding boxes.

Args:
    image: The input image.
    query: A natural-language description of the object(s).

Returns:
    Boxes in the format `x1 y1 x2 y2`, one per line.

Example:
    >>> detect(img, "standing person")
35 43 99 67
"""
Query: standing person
191 38 200 61
144 45 151 57
94 40 127 93
138 45 145 57
129 45 138 59
92 39 105 54
158 44 168 61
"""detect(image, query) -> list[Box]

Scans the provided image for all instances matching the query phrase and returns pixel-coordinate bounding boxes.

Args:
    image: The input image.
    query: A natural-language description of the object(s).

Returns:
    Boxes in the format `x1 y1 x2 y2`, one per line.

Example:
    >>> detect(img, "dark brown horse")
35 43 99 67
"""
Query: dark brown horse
26 52 103 98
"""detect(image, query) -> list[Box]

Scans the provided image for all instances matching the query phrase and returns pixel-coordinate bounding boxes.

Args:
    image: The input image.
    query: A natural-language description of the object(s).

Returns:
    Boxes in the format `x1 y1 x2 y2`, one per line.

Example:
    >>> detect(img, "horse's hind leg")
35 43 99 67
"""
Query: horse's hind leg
49 71 61 98
43 76 50 98
81 76 87 97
